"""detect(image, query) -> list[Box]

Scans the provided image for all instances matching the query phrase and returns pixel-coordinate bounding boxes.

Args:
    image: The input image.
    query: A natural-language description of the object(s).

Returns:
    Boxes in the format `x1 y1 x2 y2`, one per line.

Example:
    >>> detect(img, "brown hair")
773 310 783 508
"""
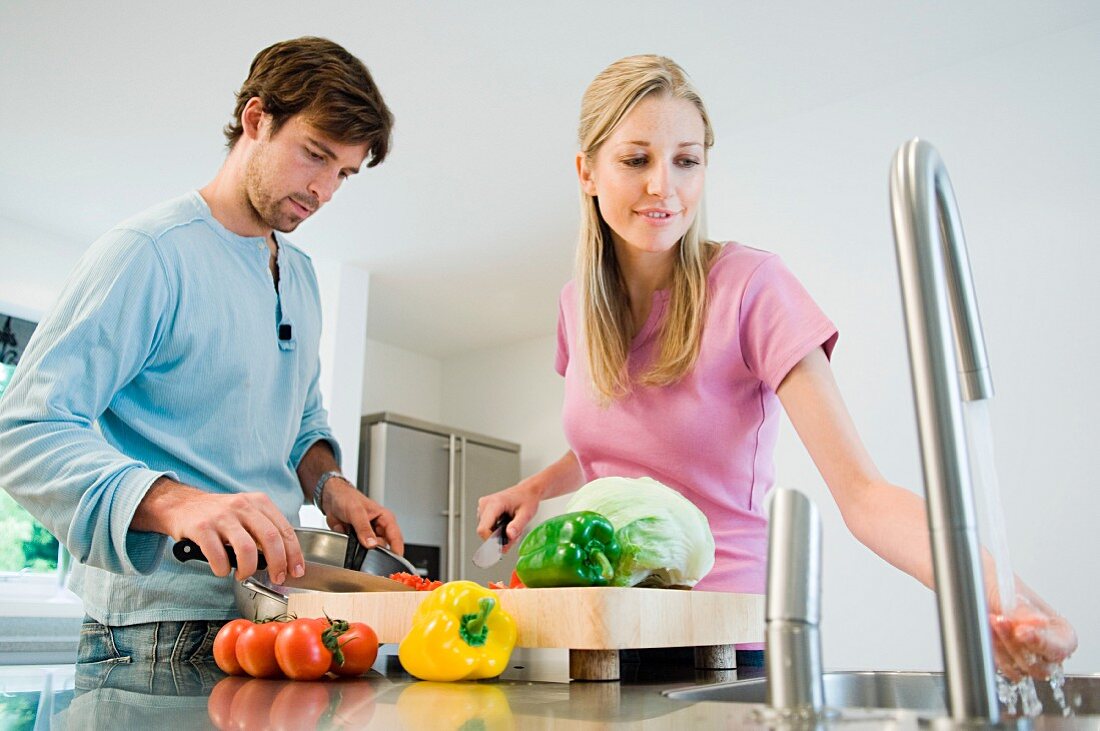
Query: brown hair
223 36 393 167
577 55 718 403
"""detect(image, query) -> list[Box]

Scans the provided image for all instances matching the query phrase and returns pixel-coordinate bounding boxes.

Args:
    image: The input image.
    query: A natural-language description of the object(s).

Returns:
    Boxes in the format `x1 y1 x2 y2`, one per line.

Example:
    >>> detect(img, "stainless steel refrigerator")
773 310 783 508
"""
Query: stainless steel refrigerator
357 413 521 585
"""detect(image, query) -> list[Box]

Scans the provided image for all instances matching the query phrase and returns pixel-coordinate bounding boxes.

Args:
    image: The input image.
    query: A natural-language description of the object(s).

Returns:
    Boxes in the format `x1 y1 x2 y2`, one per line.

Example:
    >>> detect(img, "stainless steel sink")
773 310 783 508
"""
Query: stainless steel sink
663 671 1100 717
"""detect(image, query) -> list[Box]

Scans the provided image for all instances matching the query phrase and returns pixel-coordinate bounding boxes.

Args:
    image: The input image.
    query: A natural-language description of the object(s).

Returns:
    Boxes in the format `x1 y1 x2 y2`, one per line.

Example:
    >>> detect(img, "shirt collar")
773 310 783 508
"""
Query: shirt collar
188 190 275 250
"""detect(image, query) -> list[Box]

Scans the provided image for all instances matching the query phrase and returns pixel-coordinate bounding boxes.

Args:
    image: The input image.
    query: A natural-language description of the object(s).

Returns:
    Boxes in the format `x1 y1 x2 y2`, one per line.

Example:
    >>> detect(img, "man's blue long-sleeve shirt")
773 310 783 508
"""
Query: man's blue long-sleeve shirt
0 191 340 624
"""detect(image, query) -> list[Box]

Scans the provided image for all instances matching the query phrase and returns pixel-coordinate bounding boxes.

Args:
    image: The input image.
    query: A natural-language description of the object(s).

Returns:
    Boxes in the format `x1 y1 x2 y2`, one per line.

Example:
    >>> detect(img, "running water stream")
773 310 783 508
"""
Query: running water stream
963 400 1071 717
962 400 1016 614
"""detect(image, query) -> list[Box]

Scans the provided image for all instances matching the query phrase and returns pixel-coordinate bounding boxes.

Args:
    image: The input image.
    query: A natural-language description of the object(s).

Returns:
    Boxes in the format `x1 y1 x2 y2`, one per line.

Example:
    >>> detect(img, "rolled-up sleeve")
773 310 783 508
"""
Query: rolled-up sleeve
0 229 177 575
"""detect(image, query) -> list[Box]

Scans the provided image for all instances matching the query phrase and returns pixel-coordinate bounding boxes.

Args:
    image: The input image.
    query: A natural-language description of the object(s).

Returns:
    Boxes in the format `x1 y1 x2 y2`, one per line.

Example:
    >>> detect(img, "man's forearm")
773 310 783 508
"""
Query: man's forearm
296 439 343 506
131 476 205 535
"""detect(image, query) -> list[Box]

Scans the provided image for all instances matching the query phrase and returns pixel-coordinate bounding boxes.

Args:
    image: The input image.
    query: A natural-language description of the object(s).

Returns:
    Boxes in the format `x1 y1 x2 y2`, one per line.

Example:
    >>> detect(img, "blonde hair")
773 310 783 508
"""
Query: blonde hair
576 55 718 403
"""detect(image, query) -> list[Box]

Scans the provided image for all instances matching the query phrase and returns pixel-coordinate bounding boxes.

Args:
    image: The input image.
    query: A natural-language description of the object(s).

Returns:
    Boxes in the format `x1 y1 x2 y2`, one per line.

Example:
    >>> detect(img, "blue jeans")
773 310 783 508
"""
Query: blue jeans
76 615 226 694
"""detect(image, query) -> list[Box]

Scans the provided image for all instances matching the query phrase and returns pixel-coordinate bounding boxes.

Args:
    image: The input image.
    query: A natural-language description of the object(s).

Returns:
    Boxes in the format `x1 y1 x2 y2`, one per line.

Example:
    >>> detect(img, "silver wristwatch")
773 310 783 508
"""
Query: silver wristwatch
312 470 346 515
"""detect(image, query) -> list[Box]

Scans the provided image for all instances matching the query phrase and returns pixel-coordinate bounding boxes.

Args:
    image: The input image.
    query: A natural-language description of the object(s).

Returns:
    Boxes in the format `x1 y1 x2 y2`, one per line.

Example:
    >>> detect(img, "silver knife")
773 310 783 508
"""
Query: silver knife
471 513 512 569
281 559 416 593
173 539 415 592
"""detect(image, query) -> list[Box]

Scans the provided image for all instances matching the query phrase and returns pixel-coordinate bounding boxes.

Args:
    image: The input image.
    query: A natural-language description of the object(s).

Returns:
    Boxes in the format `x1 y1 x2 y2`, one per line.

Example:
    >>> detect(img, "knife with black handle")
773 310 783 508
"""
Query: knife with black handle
172 538 414 592
172 538 267 570
471 512 513 569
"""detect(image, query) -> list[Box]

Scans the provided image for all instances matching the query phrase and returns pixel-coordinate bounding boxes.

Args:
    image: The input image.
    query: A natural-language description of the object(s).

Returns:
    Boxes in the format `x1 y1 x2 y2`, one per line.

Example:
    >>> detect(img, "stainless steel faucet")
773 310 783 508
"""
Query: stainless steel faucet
889 138 1000 723
765 487 825 716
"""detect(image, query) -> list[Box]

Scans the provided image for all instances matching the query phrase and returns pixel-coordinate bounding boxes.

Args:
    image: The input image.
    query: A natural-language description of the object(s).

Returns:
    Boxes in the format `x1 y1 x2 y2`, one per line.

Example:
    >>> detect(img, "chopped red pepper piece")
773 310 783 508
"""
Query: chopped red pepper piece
388 572 443 591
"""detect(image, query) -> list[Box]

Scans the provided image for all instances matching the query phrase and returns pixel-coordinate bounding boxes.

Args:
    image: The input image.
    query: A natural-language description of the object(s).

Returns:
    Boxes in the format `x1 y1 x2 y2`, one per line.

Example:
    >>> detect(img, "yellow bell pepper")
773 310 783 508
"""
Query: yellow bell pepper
398 581 517 681
396 681 515 731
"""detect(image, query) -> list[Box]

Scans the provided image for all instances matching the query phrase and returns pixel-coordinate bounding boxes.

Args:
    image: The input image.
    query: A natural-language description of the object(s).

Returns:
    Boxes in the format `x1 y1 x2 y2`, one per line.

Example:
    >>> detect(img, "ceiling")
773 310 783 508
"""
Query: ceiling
2 1 1097 356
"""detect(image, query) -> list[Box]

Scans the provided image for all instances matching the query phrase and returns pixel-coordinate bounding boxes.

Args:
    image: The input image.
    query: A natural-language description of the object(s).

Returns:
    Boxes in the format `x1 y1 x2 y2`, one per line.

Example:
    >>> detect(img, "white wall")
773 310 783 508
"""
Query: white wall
0 216 84 320
361 338 443 424
440 336 565 477
308 260 371 528
436 26 1099 673
314 260 370 471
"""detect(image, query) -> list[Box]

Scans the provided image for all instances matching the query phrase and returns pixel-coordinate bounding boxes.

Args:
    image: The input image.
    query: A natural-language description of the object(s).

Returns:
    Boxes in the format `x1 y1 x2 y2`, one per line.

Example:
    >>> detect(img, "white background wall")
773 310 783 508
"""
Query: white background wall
2 15 1096 674
0 216 84 320
361 339 443 423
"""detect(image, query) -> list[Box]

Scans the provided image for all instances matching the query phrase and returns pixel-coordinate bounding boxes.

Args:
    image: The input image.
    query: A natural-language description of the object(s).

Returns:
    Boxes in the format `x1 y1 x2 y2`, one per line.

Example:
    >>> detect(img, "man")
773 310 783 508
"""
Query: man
0 37 402 665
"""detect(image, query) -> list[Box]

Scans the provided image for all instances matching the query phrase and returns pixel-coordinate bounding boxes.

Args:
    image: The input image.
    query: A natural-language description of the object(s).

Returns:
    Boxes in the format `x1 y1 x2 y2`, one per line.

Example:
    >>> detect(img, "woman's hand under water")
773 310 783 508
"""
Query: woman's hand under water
989 590 1078 682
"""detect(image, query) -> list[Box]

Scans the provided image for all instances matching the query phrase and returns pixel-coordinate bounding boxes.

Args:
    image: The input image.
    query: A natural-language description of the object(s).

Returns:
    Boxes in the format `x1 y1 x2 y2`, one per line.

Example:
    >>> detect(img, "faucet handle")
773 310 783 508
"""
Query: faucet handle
766 487 826 716
766 487 822 625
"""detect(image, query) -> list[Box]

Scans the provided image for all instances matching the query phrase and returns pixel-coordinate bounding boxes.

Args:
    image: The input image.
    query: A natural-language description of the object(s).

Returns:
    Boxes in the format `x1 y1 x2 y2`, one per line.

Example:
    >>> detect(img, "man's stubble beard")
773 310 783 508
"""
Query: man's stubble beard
244 144 301 234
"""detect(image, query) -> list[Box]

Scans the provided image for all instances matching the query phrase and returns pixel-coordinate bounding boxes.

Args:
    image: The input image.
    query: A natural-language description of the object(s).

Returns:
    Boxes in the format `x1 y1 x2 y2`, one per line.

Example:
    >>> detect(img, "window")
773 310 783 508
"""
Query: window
0 315 33 366
0 314 59 575
0 492 58 574
0 362 13 395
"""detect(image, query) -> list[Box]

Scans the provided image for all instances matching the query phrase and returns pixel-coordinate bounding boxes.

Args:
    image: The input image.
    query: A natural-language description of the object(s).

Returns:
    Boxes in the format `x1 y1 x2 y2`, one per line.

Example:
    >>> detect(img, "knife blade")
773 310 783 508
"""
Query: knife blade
282 560 417 593
173 538 415 592
471 512 513 569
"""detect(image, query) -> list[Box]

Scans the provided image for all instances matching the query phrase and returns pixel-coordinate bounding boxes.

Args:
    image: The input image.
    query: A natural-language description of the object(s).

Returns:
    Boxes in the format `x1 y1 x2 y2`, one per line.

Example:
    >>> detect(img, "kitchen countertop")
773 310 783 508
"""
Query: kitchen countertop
0 647 937 730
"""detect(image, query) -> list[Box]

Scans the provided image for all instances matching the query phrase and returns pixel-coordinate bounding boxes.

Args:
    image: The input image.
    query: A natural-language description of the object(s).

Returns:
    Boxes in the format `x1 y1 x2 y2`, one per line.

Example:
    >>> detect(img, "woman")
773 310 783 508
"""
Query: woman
476 55 1075 679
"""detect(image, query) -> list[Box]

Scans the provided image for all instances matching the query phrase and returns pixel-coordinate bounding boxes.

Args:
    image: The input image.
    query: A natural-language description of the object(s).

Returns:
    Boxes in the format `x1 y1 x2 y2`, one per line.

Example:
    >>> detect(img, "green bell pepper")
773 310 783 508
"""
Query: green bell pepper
514 511 621 587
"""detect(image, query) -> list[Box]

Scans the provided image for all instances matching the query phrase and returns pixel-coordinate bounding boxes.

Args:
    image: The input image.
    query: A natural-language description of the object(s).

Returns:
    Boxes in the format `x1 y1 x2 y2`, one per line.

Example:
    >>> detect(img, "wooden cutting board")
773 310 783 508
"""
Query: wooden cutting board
289 587 764 680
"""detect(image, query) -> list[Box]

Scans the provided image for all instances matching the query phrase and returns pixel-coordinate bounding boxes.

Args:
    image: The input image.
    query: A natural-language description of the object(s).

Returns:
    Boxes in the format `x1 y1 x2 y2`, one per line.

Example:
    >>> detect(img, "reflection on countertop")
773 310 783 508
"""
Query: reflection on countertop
0 647 931 730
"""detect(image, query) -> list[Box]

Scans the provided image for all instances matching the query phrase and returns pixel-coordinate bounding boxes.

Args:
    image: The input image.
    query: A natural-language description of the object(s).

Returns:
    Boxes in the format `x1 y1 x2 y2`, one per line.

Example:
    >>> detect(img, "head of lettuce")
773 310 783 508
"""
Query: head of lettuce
565 476 715 588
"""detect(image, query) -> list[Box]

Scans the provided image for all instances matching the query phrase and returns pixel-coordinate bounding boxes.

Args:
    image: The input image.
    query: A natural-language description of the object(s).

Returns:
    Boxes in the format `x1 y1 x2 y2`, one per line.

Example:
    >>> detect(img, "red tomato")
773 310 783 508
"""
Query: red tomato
227 678 282 731
328 679 379 728
207 675 249 730
328 622 379 677
213 618 254 676
274 618 333 681
236 621 286 679
268 681 332 731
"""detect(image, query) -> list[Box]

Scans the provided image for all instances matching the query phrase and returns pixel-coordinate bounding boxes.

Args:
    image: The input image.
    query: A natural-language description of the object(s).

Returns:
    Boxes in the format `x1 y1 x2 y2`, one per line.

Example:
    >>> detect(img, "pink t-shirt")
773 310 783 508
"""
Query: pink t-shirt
556 243 838 598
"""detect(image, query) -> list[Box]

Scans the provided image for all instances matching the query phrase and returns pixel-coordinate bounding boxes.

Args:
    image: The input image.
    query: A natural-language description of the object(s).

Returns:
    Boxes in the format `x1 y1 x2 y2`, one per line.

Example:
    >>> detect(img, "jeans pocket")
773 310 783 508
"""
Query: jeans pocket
180 621 222 665
77 620 131 665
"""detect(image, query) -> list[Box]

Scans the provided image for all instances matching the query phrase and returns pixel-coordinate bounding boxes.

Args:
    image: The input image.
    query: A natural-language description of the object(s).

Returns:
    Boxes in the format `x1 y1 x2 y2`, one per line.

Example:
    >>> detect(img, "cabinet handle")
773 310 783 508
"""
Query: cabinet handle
446 434 456 582
459 436 468 580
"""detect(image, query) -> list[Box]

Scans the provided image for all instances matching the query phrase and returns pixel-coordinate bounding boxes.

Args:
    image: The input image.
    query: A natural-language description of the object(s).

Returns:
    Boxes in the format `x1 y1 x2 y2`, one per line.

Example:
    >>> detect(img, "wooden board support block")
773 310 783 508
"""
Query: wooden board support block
569 649 620 681
694 644 736 669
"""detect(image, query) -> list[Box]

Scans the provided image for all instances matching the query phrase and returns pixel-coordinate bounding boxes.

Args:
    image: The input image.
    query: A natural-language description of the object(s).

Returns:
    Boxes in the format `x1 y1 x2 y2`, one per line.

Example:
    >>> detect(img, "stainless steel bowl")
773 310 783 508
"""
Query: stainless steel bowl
233 527 415 621
351 543 417 576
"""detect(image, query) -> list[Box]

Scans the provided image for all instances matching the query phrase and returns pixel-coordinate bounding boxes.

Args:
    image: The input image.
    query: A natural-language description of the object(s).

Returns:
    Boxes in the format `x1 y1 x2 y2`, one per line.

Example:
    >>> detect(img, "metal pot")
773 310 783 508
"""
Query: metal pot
233 527 416 621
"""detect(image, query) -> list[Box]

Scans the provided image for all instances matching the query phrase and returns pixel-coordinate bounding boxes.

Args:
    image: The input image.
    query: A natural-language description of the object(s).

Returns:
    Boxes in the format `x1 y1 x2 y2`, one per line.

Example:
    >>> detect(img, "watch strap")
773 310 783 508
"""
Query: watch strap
312 470 346 515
